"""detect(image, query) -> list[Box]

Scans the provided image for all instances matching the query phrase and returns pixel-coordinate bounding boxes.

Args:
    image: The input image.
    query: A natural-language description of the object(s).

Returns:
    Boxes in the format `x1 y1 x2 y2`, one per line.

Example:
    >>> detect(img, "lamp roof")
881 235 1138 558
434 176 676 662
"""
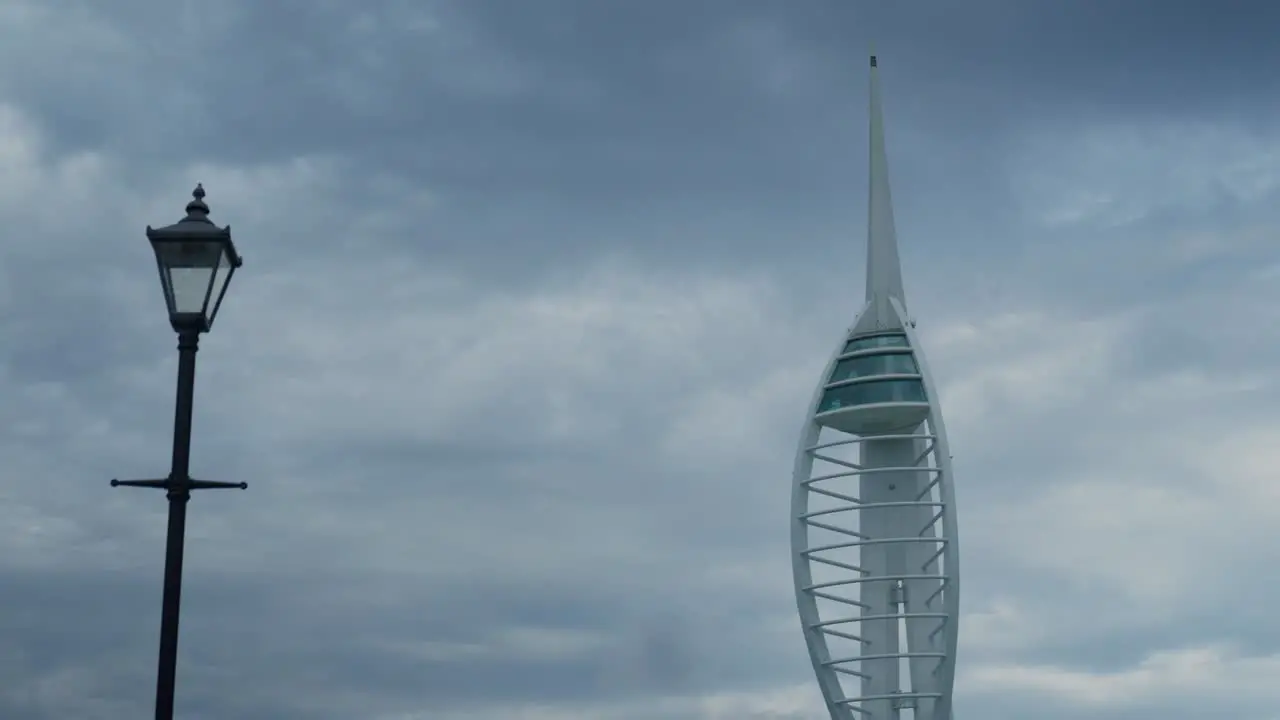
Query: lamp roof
147 184 231 239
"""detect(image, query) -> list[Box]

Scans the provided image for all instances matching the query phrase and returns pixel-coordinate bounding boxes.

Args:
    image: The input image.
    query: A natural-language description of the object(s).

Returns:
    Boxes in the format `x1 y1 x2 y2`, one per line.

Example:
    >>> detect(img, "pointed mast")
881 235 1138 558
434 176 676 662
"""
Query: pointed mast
865 54 908 322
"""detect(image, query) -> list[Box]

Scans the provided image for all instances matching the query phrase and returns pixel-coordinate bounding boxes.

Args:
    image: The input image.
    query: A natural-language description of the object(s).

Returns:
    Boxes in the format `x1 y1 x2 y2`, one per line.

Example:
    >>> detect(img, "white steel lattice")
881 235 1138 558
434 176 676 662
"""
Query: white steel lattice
791 313 960 720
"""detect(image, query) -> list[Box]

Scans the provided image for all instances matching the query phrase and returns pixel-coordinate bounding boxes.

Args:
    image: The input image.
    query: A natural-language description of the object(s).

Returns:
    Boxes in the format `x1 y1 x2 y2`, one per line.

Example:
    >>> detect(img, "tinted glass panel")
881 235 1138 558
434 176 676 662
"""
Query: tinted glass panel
166 266 214 315
842 334 909 354
818 379 926 412
829 353 918 382
155 239 222 316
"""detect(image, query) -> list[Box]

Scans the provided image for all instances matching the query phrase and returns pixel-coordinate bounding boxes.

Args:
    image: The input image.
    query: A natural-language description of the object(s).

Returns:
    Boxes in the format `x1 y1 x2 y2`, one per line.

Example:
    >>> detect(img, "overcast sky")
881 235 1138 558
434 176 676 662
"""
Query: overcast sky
2 1 1280 718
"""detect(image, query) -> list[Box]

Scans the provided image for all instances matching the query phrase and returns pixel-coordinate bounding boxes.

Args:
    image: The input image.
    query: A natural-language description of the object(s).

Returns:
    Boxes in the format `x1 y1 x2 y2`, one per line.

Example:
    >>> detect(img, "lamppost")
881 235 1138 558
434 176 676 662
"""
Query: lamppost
111 184 247 720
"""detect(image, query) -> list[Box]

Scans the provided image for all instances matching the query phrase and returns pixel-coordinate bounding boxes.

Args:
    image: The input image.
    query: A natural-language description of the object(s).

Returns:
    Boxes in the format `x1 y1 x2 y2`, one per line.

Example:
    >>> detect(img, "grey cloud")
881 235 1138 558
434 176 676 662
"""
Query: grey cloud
2 1 1280 719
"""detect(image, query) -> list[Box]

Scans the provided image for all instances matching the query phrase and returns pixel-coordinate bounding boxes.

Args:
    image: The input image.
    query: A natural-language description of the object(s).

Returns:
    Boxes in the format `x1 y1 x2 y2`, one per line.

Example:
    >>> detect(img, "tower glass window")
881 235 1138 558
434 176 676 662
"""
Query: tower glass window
829 352 918 383
842 333 909 355
817 378 926 413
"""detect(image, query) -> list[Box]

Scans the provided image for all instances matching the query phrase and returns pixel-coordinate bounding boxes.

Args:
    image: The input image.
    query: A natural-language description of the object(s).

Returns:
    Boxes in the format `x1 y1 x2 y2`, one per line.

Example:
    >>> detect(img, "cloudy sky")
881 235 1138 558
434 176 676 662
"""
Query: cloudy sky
2 0 1280 718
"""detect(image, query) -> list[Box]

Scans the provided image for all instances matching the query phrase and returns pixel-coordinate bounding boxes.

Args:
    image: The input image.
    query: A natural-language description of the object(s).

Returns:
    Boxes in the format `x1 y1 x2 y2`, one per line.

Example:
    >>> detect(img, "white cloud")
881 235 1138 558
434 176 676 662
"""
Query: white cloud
923 308 1139 437
965 644 1280 712
961 598 1046 655
3 4 1280 719
0 104 111 239
377 626 608 664
219 258 786 451
1008 118 1280 228
903 258 1280 686
371 683 823 720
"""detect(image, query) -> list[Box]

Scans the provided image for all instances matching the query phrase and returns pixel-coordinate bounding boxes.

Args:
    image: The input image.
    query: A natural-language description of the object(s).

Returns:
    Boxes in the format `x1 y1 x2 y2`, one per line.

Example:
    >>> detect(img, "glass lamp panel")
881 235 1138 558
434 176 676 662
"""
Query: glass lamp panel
155 240 221 316
166 266 215 315
206 246 236 324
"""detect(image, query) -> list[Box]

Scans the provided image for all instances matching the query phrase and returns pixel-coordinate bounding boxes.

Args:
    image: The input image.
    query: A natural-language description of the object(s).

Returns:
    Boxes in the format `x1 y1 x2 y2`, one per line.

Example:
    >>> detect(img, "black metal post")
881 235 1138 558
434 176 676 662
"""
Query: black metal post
111 329 246 720
153 328 199 720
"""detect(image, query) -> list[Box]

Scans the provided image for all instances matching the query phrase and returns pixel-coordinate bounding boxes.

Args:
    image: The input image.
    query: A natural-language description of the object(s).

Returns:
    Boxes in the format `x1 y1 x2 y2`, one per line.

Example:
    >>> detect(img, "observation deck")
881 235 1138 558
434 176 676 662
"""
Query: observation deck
814 330 929 435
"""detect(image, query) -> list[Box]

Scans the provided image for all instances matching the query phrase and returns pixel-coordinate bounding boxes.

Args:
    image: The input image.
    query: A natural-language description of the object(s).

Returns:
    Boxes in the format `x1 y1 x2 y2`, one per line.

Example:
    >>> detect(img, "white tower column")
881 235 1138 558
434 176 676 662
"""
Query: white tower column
791 56 960 720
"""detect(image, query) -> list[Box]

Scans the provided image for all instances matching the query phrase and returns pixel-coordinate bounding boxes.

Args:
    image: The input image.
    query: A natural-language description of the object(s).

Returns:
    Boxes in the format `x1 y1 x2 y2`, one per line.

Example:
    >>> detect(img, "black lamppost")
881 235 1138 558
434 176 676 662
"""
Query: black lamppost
111 184 247 720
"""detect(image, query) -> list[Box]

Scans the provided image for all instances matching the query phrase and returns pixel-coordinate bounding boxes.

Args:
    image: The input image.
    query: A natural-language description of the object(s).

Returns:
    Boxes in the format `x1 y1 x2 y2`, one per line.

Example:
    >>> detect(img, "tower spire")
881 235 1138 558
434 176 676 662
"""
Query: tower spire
864 53 907 327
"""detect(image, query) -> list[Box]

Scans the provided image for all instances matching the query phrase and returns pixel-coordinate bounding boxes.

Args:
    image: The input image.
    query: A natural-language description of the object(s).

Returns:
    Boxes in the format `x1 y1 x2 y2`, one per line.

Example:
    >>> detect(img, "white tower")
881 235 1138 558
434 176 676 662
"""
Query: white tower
791 56 960 720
